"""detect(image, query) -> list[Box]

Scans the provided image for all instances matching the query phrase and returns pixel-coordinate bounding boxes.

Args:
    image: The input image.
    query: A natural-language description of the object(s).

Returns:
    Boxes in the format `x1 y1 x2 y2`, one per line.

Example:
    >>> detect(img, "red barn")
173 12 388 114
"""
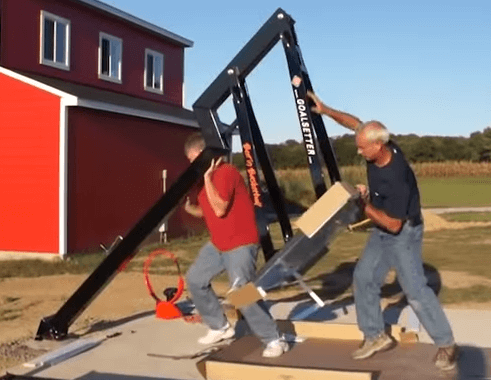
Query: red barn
0 0 201 257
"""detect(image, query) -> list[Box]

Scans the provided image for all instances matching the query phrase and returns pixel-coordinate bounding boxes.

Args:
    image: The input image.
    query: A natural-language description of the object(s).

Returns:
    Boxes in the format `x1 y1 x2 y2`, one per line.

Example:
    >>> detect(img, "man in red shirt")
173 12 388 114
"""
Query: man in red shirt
184 133 288 358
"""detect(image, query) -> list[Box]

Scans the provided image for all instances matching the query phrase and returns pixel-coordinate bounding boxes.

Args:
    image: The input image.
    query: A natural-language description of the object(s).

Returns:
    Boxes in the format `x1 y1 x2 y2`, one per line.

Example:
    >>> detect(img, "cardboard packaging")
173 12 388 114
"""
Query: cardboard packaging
294 181 359 238
227 282 264 309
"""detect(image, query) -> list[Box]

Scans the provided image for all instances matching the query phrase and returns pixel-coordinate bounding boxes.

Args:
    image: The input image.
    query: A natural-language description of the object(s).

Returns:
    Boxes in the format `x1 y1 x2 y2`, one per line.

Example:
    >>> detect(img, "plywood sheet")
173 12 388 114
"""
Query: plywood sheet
198 335 479 380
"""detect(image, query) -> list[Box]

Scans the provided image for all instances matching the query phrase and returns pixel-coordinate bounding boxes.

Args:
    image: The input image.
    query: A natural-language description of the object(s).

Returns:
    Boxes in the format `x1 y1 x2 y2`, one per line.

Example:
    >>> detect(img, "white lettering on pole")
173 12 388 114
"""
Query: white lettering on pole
295 97 316 157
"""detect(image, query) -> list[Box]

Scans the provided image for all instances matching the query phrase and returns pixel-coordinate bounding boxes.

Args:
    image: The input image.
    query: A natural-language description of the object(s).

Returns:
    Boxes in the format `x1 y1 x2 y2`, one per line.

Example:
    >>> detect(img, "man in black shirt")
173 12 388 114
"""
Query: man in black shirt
307 91 457 371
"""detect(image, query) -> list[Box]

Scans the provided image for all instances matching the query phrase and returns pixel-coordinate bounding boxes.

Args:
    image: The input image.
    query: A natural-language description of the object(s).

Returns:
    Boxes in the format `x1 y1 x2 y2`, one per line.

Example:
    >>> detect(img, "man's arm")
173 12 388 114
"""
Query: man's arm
364 203 403 234
307 91 361 131
184 197 203 218
356 184 402 233
204 158 229 218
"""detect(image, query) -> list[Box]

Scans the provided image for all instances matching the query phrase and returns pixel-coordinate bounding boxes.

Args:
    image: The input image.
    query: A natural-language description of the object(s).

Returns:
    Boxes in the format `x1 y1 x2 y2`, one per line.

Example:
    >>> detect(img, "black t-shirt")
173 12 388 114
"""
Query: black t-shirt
367 141 421 220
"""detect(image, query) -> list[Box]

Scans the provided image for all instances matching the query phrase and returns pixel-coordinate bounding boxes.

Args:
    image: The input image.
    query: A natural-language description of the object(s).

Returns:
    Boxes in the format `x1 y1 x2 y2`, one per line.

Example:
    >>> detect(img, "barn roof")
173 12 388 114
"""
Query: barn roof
10 69 198 128
71 0 193 48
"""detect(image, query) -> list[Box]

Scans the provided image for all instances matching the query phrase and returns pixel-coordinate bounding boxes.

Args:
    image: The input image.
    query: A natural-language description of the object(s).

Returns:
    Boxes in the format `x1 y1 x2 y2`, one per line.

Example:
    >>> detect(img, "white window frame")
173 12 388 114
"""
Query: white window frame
40 11 70 71
98 32 122 84
144 48 164 94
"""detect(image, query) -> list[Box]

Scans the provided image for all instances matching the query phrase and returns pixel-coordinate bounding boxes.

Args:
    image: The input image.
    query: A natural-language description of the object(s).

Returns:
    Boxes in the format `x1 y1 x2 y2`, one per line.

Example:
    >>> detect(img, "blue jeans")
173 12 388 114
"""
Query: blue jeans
353 222 454 347
186 242 280 345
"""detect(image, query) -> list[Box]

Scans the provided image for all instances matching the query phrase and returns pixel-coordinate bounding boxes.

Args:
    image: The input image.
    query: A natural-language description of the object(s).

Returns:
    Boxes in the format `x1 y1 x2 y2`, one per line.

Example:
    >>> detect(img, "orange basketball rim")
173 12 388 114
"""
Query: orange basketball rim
143 248 184 319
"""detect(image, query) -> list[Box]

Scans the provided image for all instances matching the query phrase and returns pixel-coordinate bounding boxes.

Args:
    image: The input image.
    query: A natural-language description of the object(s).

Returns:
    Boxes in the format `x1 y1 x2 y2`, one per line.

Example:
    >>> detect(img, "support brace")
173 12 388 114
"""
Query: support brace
36 147 228 340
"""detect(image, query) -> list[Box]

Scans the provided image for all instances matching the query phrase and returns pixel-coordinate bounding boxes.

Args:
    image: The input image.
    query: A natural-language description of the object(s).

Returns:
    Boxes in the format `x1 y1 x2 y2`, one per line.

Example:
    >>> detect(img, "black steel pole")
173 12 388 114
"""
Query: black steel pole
238 76 294 243
193 8 295 150
282 36 328 198
228 68 276 260
281 30 341 186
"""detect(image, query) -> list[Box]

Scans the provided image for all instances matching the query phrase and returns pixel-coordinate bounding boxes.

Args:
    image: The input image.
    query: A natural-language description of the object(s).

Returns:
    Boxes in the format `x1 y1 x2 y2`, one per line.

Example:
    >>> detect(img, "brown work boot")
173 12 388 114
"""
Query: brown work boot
352 332 395 360
434 344 458 371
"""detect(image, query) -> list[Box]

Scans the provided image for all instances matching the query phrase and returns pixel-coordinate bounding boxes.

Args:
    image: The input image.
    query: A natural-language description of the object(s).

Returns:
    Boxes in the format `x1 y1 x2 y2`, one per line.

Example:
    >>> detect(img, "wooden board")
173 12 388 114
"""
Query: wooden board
277 320 405 342
205 360 372 380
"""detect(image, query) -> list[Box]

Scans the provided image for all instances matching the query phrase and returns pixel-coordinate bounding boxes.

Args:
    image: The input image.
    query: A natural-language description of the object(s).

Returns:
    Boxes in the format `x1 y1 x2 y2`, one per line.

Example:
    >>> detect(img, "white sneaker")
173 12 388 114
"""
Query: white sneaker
198 323 235 345
262 338 289 358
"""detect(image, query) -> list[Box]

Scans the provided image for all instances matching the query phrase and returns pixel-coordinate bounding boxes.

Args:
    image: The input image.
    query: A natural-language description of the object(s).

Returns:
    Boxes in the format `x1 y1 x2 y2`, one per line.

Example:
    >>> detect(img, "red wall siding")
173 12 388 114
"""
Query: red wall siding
2 0 185 106
67 108 202 252
0 73 60 253
0 0 3 66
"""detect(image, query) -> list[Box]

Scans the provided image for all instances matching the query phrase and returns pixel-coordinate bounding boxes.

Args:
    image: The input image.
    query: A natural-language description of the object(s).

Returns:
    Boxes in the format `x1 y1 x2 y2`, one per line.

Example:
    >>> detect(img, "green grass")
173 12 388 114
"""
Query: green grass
0 231 212 279
0 253 106 279
419 177 491 208
419 227 491 279
267 220 491 304
276 173 491 209
0 308 22 322
439 285 491 304
325 225 491 281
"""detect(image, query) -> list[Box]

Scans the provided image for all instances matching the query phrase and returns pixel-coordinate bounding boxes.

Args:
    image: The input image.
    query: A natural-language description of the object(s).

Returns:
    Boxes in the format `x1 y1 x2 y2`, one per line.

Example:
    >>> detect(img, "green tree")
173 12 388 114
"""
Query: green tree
411 137 441 162
332 134 358 166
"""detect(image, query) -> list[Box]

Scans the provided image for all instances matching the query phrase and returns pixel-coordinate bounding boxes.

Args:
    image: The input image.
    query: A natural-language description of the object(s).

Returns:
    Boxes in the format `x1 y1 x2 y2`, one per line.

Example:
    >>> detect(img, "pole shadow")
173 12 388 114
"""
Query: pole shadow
454 345 491 379
275 260 443 324
74 372 180 380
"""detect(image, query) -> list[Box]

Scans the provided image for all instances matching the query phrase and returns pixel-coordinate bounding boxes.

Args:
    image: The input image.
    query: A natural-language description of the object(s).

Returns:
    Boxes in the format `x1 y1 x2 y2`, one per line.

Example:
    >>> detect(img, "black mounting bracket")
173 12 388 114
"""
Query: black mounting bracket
193 8 342 256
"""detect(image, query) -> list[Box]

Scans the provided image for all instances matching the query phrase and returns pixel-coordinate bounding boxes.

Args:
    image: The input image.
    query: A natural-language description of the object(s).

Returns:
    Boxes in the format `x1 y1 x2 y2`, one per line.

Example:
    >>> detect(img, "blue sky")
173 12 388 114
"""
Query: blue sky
108 0 491 144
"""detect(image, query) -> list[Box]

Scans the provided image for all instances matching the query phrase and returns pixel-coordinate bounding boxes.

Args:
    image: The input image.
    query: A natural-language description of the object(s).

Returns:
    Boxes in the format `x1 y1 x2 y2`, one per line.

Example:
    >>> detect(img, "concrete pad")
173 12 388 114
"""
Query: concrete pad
424 207 491 214
0 251 60 261
269 299 491 348
9 315 213 380
5 300 491 380
416 309 491 348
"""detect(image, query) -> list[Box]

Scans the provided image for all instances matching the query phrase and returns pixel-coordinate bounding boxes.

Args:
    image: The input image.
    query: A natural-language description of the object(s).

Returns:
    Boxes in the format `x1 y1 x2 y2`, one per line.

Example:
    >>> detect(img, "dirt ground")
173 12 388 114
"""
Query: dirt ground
422 210 491 231
0 272 225 373
2 211 488 341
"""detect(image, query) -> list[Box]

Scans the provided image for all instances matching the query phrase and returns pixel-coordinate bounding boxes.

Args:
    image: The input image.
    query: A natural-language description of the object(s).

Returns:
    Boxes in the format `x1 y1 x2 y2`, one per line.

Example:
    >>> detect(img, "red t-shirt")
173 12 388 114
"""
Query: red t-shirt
198 163 259 251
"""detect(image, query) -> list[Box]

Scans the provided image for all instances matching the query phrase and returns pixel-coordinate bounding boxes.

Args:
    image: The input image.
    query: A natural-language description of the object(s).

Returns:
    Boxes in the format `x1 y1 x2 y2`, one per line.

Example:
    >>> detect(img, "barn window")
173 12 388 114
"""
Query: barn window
99 32 122 83
40 11 70 70
144 49 164 94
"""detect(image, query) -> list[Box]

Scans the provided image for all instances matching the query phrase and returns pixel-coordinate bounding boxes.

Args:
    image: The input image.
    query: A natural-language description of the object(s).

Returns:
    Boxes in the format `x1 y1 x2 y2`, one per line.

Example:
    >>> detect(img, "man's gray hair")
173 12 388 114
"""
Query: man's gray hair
184 132 206 155
356 121 390 144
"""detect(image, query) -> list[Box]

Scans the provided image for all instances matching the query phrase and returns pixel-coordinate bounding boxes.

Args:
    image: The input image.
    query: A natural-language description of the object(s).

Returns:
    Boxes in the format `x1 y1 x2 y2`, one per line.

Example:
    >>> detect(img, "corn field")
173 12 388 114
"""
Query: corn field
411 161 491 177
